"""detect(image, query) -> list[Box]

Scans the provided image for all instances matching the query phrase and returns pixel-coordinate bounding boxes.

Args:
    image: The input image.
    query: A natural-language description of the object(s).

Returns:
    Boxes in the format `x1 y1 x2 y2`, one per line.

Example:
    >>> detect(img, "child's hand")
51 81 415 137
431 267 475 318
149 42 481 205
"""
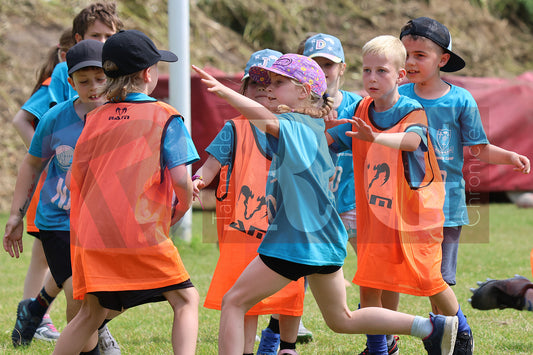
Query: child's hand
323 110 351 131
512 153 531 174
345 117 375 142
3 215 24 258
192 65 231 99
192 179 206 200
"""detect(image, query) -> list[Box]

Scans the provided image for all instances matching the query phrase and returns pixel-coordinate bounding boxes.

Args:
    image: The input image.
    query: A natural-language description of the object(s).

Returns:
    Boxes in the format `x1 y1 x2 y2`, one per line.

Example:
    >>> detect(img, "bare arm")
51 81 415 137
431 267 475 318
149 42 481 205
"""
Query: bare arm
169 163 193 226
470 144 530 174
192 65 280 137
345 117 421 151
3 154 46 258
12 110 37 148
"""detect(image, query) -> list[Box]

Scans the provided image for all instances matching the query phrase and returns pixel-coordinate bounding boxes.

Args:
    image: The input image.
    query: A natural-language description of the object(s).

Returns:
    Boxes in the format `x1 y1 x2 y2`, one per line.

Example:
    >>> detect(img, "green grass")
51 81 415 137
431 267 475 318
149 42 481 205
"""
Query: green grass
1 203 532 354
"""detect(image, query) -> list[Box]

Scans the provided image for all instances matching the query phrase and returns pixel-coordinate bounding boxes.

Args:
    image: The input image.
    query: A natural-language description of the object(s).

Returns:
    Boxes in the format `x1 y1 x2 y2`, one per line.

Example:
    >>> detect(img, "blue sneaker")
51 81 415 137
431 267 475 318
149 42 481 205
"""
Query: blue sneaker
422 313 458 355
257 328 280 355
12 298 43 347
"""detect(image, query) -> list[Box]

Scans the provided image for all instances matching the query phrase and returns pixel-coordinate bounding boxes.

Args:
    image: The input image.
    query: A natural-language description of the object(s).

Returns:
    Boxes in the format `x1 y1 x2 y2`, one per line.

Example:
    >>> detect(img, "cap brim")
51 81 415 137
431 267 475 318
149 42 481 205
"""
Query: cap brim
309 53 343 63
68 60 103 75
441 51 465 72
249 65 299 86
159 50 178 63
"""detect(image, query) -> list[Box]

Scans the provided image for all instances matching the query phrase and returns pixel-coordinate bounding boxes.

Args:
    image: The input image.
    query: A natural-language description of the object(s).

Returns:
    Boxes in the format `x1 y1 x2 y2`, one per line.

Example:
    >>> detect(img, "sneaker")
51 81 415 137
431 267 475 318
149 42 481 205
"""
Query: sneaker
98 324 121 355
469 275 533 310
358 335 400 355
452 330 473 355
422 313 458 355
296 320 313 344
257 327 280 355
11 298 43 347
278 350 298 355
34 314 60 341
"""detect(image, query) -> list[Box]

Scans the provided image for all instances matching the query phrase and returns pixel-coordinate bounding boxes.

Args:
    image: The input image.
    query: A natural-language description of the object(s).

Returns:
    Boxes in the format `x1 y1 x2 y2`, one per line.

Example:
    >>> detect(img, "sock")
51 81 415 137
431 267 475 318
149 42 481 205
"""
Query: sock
37 287 55 308
456 305 471 333
267 316 280 334
366 334 388 354
386 334 394 346
410 316 433 339
80 343 100 354
243 353 254 355
98 319 110 331
279 340 296 350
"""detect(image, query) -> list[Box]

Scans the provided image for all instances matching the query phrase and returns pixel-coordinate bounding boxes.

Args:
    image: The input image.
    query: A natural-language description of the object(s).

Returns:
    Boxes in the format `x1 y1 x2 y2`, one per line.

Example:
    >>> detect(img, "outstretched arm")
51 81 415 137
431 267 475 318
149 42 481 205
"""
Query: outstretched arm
345 117 421 151
470 144 530 174
192 65 280 137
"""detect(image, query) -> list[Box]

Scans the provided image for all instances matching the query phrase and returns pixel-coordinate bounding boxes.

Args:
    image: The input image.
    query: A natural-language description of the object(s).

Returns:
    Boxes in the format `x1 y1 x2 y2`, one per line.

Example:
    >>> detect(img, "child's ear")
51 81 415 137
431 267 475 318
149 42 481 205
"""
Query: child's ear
299 82 312 99
397 68 407 83
439 52 451 69
142 67 152 83
74 33 83 43
67 76 76 90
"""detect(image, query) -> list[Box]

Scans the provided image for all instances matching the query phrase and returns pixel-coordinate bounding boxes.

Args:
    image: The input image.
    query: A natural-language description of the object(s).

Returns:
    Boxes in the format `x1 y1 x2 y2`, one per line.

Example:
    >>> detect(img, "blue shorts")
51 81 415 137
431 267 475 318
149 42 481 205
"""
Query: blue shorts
441 226 462 286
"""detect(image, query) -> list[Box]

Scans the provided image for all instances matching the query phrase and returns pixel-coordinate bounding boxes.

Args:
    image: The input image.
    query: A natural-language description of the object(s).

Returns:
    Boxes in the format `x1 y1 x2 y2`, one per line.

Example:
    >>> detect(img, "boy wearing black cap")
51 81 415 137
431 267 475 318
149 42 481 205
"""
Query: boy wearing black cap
399 16 530 354
4 39 107 353
52 30 200 355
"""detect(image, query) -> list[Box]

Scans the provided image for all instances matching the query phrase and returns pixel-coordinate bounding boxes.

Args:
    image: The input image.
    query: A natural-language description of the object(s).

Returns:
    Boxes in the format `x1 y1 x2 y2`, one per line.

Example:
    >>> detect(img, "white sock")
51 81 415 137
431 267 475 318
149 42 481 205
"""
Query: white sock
386 334 394 346
410 316 433 339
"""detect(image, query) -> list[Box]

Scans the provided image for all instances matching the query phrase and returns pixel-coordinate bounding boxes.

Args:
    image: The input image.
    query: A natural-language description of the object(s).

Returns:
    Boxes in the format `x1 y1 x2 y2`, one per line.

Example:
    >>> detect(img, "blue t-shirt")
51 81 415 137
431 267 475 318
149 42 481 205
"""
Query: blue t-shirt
257 112 348 267
329 95 429 187
399 83 489 226
48 62 78 107
21 84 52 122
329 90 363 214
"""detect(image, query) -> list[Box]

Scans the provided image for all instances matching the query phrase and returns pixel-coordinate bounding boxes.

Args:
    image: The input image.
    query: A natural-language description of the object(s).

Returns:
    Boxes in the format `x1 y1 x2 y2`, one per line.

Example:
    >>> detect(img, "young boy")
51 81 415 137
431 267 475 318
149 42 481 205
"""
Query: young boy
326 35 471 355
52 29 200 355
3 40 108 354
399 17 530 352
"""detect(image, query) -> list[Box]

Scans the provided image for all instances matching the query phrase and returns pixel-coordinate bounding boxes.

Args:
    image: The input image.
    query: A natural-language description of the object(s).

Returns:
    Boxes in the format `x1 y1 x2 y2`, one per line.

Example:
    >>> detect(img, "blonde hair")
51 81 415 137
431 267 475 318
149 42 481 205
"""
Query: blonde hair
362 35 406 70
276 79 334 118
102 60 145 102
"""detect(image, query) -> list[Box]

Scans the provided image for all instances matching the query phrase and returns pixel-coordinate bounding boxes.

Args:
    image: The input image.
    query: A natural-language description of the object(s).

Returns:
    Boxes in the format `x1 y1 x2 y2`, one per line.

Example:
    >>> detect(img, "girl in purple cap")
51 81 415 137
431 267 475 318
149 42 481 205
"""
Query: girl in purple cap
193 54 459 355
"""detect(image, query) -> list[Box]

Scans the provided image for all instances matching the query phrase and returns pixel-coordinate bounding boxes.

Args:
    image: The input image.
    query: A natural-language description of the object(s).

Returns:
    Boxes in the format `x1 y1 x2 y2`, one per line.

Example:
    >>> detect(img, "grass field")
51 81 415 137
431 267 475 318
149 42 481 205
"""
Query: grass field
1 203 532 354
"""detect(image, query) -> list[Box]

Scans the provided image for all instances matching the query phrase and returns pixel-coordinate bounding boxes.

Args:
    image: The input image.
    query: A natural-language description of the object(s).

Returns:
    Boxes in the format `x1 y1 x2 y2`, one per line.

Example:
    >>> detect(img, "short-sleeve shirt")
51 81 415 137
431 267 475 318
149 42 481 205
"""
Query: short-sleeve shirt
257 112 348 267
399 83 489 226
21 84 52 123
48 62 78 107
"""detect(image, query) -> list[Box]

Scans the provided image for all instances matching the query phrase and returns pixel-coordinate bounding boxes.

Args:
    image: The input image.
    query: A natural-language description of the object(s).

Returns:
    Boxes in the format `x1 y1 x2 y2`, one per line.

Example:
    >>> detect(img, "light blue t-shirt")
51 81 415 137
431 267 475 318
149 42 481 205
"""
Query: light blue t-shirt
21 85 52 123
399 83 489 226
257 112 348 267
48 62 78 107
330 90 363 214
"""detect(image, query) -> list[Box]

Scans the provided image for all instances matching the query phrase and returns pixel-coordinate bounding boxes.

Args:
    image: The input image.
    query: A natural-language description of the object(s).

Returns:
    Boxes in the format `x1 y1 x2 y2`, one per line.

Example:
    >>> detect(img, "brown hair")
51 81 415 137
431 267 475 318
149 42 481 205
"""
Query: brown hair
72 2 124 39
101 61 145 102
31 28 75 94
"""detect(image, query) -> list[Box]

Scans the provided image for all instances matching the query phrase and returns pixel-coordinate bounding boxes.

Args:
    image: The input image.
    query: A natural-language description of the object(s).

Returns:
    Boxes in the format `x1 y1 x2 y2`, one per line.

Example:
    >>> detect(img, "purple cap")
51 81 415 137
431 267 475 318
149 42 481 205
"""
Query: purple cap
249 53 327 97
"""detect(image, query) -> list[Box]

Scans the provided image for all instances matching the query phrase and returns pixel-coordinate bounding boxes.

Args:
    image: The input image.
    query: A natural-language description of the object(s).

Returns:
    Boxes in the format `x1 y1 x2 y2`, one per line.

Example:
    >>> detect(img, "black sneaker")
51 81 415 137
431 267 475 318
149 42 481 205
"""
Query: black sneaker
469 275 533 310
358 335 399 355
452 330 473 355
12 298 42 347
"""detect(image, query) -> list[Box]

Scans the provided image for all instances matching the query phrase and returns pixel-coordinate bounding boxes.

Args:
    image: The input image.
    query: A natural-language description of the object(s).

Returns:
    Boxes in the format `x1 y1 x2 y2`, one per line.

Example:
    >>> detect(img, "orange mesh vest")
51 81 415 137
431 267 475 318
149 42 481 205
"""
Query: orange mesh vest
205 117 305 315
352 97 447 296
70 101 189 299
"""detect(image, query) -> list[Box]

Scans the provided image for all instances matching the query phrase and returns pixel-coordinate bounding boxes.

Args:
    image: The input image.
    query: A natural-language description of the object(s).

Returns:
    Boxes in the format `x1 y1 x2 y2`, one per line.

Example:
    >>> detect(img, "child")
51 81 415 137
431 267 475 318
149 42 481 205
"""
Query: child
10 27 75 343
399 16 530 352
326 35 472 355
3 40 107 353
194 49 305 355
52 29 200 355
193 53 459 355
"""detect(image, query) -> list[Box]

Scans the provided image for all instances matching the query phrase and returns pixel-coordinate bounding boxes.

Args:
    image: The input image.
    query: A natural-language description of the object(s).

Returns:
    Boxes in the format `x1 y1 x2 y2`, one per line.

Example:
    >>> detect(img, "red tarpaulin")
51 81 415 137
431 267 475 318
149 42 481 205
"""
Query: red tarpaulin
153 70 533 192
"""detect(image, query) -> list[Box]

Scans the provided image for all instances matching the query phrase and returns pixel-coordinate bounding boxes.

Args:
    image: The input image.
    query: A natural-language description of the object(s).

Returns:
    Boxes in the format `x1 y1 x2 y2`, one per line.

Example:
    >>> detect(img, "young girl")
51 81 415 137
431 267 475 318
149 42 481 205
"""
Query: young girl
51 29 200 355
194 49 304 355
192 54 459 355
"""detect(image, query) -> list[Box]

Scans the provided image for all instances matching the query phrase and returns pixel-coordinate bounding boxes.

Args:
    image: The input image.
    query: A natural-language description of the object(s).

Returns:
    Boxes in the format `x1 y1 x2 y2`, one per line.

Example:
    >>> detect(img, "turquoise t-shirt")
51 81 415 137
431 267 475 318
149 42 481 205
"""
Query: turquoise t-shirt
21 85 52 123
48 62 78 107
399 83 489 226
257 112 348 267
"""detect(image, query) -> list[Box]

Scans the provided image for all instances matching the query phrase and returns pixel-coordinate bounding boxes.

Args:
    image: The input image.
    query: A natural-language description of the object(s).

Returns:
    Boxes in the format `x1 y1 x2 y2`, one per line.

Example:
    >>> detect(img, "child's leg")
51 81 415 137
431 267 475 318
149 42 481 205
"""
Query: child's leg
23 239 49 298
163 286 199 355
219 256 291 355
52 294 106 355
243 315 258 354
428 287 459 316
278 315 299 352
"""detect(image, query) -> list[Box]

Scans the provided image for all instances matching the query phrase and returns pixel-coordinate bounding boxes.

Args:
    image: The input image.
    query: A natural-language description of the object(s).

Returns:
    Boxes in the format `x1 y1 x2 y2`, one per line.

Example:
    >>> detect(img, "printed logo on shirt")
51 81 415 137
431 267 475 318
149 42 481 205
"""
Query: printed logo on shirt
436 127 453 156
229 185 267 240
55 145 74 171
368 163 390 190
367 162 392 209
108 107 130 120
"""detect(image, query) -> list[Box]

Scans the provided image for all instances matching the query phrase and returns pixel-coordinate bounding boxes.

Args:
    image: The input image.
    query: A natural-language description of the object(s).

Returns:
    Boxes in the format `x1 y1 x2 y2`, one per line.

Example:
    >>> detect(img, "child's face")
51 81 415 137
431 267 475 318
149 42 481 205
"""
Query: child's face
362 53 404 103
312 57 345 93
78 19 116 43
69 68 107 104
401 36 450 84
266 73 304 109
245 80 279 111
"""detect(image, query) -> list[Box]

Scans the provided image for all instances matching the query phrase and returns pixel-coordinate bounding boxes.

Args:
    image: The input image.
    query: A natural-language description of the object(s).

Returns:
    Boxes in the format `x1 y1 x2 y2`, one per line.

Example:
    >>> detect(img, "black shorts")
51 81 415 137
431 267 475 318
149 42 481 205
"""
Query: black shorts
260 254 341 281
27 231 40 239
91 279 195 312
39 230 72 288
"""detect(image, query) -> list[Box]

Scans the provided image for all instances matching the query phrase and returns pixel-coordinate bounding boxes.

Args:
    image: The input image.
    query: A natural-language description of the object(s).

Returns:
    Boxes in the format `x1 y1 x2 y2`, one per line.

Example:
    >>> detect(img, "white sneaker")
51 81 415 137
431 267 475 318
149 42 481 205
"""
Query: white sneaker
33 315 60 342
296 320 313 343
98 324 121 355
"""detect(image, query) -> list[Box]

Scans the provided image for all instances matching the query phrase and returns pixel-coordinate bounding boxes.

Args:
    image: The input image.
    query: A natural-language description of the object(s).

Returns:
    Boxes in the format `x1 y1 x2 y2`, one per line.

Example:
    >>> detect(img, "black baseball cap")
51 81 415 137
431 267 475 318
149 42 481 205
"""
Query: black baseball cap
67 39 104 75
102 29 178 78
400 17 465 72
